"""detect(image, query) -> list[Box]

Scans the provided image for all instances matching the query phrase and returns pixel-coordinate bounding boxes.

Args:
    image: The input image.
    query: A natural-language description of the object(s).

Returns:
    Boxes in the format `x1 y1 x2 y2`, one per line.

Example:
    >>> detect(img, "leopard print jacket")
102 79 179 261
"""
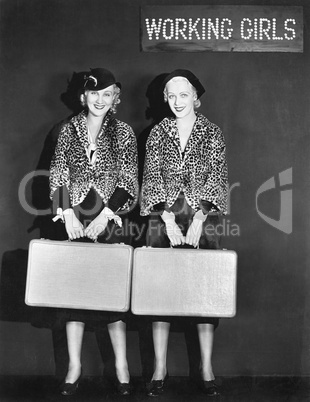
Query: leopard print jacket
49 110 138 210
140 113 228 216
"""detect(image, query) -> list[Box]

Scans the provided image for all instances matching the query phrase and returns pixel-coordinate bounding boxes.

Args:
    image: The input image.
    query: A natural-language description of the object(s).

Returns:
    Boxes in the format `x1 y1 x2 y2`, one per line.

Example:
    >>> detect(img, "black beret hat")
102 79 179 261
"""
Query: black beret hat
84 68 121 91
162 69 205 98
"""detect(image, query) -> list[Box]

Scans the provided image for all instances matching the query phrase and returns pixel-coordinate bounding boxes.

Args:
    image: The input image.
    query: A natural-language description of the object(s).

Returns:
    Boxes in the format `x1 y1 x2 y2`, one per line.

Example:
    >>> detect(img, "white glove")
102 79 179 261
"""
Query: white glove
185 210 207 248
84 207 122 241
161 211 185 247
84 208 109 241
63 208 84 240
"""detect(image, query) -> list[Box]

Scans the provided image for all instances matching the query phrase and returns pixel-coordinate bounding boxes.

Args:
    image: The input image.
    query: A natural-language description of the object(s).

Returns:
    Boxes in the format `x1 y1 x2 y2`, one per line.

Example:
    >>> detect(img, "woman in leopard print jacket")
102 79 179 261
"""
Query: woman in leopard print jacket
49 68 138 396
140 70 228 397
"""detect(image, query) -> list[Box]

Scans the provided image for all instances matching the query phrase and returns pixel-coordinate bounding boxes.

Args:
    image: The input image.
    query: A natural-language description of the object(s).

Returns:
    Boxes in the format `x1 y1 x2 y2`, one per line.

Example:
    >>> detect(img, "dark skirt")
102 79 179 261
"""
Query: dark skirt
31 188 132 331
146 192 221 329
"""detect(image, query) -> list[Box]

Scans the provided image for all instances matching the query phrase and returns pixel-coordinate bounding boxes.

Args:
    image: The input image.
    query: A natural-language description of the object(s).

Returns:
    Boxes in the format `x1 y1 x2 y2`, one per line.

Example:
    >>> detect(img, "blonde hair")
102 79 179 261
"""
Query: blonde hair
110 84 121 114
163 76 201 109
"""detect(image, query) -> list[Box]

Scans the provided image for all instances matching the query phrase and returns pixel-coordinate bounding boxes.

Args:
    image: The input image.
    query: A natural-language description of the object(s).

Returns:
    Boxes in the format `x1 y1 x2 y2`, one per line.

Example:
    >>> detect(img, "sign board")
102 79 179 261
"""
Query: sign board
141 6 303 52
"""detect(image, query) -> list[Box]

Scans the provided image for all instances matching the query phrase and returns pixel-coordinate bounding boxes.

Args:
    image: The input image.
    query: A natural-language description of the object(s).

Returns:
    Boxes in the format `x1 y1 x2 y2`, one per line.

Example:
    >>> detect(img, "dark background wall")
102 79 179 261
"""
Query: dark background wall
0 0 309 377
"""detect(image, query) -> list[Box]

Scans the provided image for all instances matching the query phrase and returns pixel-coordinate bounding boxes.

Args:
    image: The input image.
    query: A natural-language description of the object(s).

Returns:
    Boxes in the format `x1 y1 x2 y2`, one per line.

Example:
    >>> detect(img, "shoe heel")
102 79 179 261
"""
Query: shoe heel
60 372 82 396
116 379 132 396
147 372 169 397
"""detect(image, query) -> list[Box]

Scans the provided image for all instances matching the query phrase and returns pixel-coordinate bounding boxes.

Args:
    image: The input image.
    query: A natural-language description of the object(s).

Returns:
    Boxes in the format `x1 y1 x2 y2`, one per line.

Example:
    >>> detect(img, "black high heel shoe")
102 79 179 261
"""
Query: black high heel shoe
60 372 82 396
115 379 132 396
147 373 169 397
198 379 220 397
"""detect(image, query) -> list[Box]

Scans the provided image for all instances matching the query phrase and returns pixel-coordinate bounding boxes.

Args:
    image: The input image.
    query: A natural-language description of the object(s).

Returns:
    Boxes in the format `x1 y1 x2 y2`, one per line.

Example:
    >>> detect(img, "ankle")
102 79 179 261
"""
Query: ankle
115 365 130 383
152 366 167 381
65 363 82 383
201 370 215 382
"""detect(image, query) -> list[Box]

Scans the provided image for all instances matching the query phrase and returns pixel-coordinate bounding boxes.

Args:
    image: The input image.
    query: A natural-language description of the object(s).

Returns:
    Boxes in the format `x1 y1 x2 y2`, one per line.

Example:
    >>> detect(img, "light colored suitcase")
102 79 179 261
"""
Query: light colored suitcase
25 239 133 312
131 248 237 317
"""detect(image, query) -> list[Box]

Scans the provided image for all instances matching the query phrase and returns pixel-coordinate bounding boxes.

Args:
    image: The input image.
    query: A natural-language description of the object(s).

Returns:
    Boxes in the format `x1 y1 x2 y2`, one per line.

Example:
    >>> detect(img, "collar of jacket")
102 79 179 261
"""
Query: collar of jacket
70 110 114 149
159 112 207 153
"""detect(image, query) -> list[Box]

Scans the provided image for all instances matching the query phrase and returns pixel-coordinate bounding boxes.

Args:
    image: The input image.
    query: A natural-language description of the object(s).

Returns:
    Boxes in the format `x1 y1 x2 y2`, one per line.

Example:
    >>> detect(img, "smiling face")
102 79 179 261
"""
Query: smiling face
165 77 197 119
85 85 115 118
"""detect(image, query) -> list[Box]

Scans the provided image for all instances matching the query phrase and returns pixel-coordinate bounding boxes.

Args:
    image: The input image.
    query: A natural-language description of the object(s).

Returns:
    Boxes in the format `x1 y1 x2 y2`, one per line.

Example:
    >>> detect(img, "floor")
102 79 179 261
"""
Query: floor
0 376 309 402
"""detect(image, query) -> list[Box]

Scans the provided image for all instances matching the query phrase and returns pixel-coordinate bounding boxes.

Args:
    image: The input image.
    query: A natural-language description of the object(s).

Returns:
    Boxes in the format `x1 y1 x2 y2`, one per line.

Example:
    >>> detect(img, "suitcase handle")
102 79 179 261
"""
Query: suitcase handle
169 243 200 249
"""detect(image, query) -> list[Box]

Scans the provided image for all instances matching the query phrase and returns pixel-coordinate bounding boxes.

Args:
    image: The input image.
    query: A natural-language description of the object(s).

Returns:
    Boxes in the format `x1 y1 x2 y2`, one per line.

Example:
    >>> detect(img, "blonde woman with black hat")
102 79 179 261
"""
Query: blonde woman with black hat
49 67 138 396
141 69 228 397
